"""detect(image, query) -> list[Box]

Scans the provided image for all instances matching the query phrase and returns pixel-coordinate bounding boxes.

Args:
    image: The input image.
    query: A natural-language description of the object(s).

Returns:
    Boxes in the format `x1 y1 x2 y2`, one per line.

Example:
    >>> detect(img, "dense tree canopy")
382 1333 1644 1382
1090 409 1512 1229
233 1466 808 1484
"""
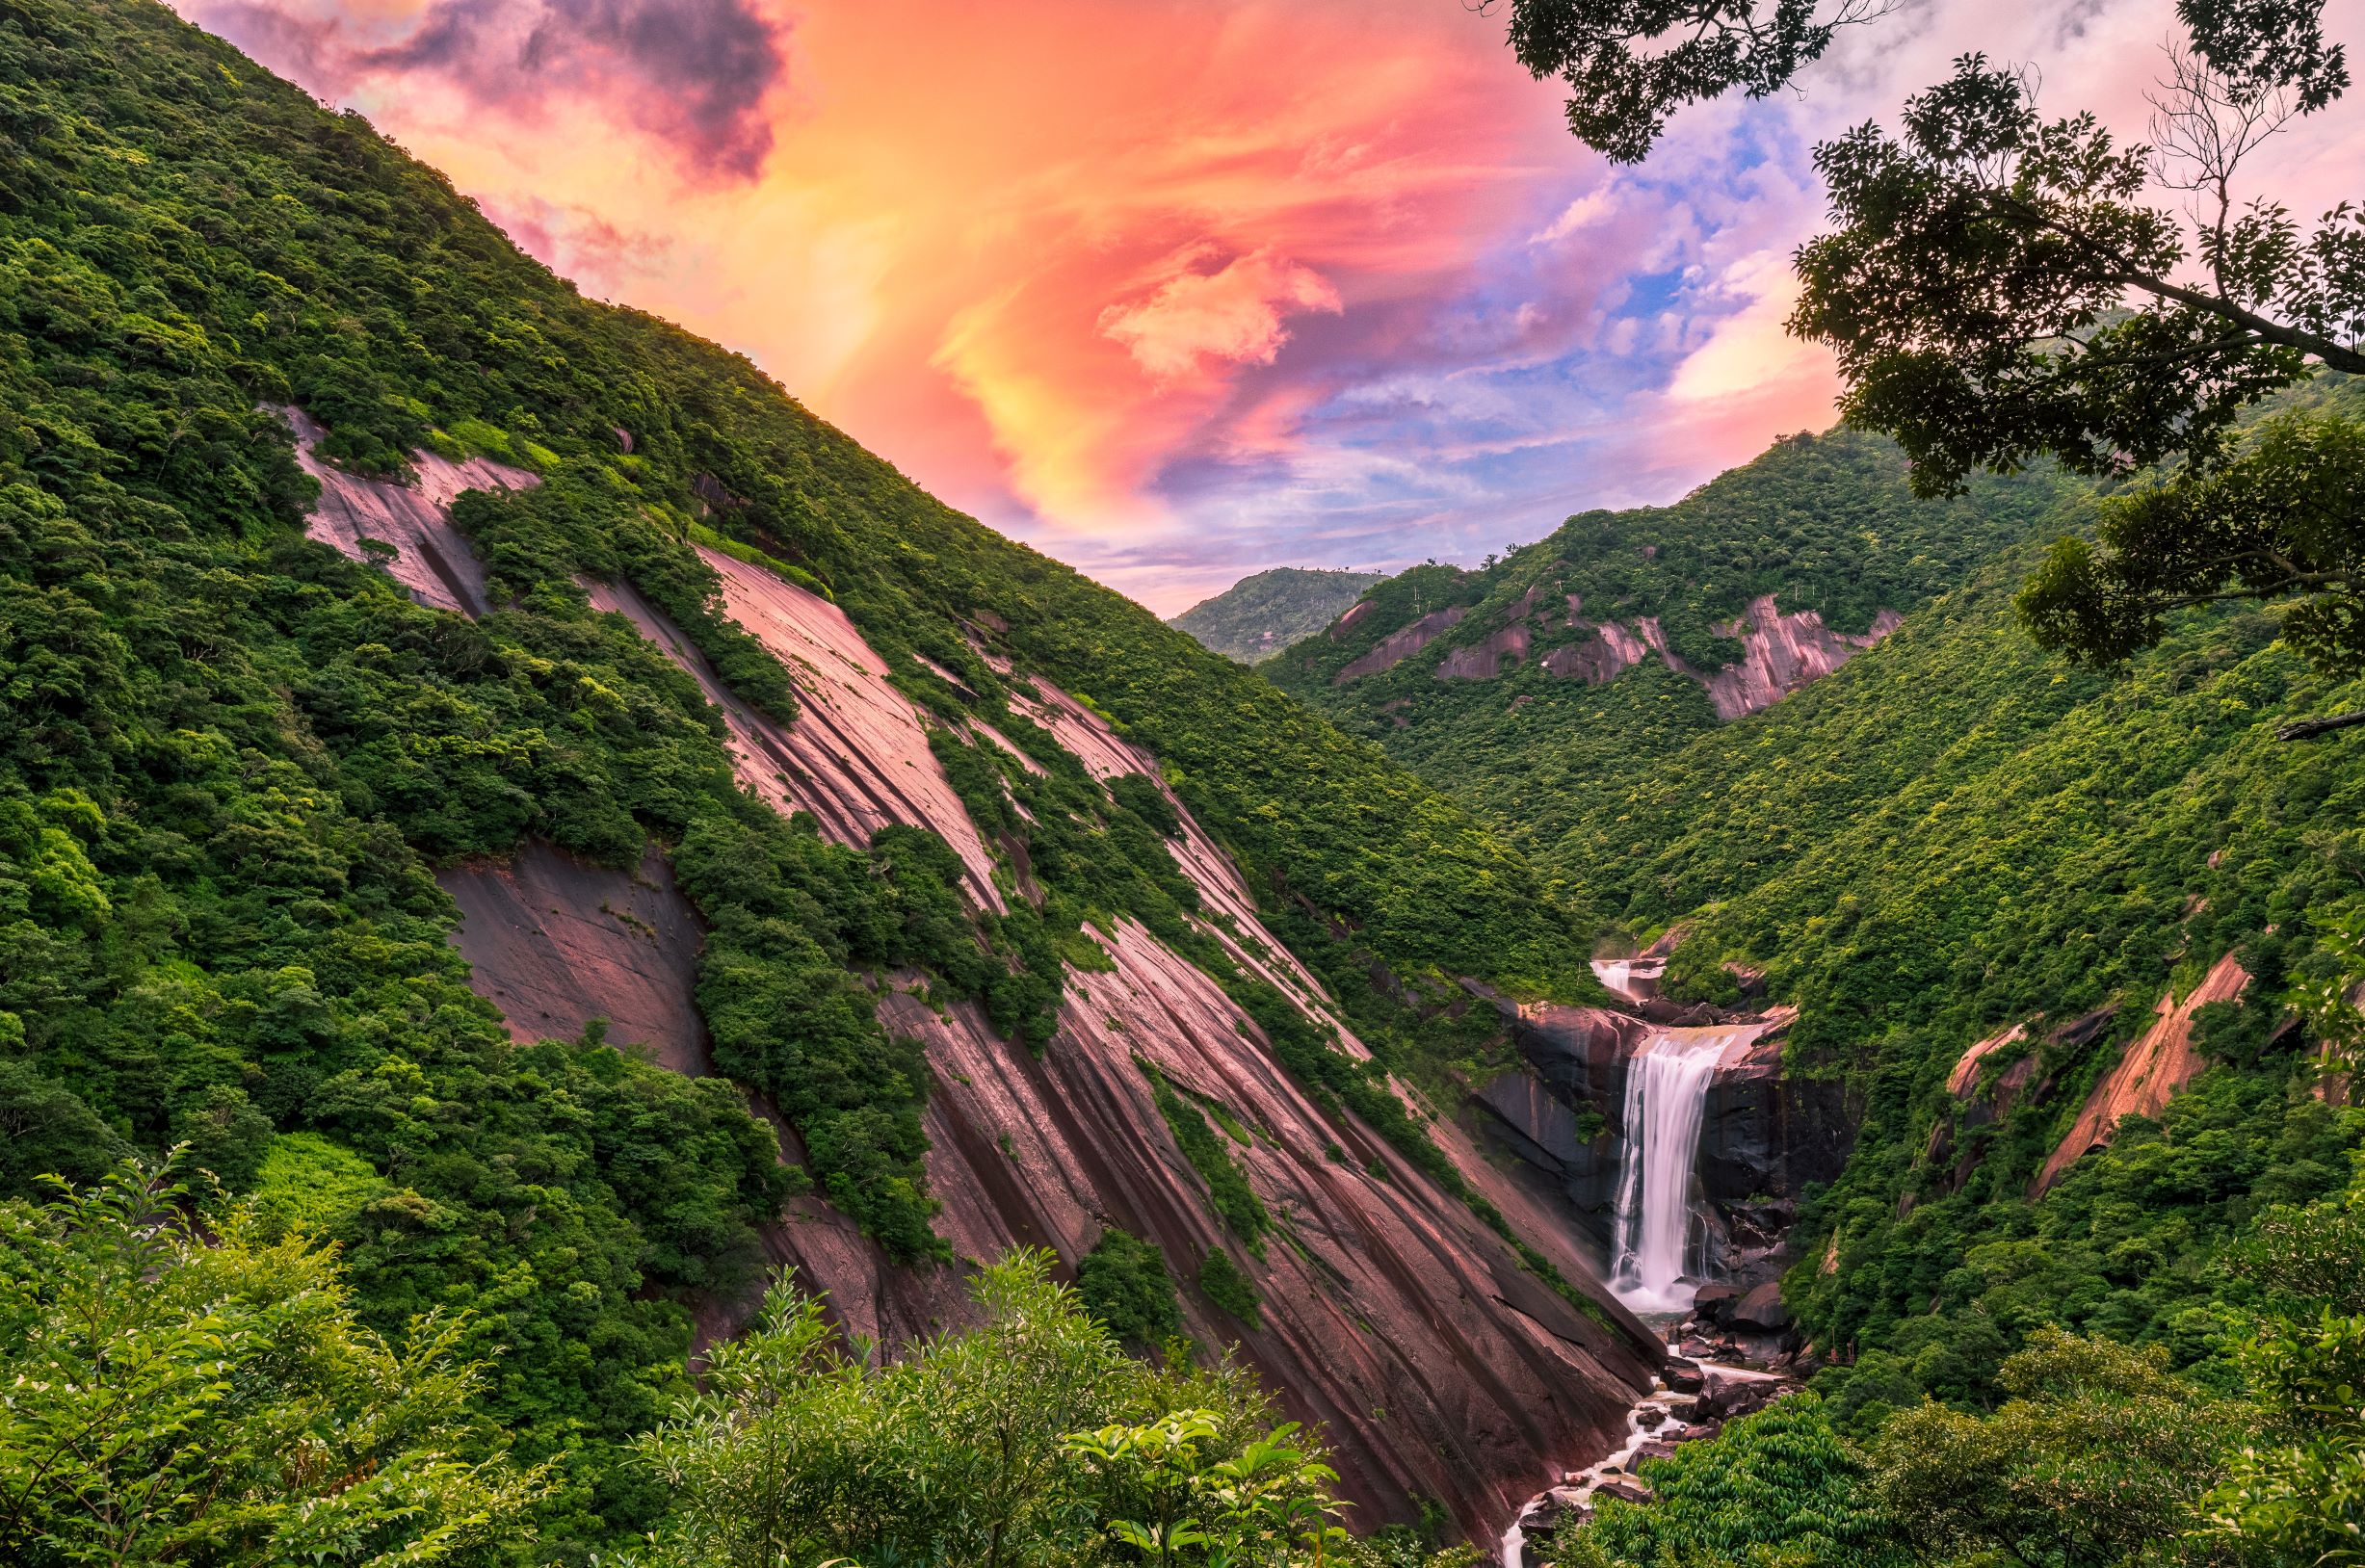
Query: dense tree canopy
1494 0 2365 704
0 1157 547 1567
1492 0 1903 163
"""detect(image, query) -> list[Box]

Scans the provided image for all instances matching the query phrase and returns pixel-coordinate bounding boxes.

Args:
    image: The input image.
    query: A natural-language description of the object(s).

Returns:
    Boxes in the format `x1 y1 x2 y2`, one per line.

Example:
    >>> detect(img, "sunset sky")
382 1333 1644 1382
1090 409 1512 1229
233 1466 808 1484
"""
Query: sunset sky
175 0 2365 613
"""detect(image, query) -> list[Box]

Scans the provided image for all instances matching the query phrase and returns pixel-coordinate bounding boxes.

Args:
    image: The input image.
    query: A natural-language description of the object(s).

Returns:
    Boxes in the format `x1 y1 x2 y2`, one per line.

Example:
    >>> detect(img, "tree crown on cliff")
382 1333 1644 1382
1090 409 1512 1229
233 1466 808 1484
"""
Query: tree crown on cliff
1497 0 2365 715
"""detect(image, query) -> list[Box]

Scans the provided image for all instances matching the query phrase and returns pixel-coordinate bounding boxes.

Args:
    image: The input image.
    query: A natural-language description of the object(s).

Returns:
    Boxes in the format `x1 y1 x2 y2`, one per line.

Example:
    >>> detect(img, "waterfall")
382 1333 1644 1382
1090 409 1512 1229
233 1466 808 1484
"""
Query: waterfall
1608 1027 1743 1313
1591 955 1665 1006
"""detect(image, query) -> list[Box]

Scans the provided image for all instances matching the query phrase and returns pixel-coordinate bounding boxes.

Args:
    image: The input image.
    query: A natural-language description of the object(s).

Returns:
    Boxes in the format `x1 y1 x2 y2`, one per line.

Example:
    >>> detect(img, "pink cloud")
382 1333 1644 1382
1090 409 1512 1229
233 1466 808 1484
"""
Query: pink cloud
1098 247 1343 385
177 0 2365 615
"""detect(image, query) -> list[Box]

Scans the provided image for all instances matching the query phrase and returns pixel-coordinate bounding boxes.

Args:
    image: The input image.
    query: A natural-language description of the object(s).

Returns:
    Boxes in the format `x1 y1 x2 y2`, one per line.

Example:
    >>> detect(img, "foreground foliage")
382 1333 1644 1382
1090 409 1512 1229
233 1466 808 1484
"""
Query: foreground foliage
1558 1247 2365 1567
3 1166 1490 1568
0 1158 545 1567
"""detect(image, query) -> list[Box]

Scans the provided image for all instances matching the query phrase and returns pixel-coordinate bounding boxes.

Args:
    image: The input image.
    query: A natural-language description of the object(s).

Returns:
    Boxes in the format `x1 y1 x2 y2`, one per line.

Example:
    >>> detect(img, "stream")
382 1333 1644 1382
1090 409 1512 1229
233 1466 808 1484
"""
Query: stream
1496 1349 1790 1567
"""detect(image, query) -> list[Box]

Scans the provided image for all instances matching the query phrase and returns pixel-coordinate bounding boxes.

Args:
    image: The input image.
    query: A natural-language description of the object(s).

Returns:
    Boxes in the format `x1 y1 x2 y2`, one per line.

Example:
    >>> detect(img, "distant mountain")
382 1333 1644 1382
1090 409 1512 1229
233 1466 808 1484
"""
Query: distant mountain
1169 567 1389 663
1265 430 2070 888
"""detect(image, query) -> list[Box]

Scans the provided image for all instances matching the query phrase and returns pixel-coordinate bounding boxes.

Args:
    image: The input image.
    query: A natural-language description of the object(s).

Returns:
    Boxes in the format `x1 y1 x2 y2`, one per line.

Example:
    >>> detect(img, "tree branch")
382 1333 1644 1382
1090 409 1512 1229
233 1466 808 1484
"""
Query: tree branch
2112 271 2365 372
2277 709 2365 741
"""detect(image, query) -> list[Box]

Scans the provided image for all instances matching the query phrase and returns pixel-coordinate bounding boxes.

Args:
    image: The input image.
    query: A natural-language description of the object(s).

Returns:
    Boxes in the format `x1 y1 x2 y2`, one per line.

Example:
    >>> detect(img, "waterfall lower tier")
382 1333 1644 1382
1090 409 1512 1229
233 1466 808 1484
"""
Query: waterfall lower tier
1608 1026 1758 1313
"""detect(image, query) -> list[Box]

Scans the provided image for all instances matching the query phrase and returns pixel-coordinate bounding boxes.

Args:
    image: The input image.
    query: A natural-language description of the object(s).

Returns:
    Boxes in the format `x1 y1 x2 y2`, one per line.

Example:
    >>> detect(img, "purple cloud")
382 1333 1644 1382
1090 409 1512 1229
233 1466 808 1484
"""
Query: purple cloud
195 0 788 181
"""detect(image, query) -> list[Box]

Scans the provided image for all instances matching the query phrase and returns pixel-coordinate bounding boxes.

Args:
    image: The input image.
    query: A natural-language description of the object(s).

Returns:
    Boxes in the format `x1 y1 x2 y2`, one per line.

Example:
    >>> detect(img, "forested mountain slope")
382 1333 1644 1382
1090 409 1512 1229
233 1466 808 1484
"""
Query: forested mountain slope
1463 379 2365 1451
0 0 1659 1550
1603 525 2365 1416
1266 431 2066 897
1169 567 1389 664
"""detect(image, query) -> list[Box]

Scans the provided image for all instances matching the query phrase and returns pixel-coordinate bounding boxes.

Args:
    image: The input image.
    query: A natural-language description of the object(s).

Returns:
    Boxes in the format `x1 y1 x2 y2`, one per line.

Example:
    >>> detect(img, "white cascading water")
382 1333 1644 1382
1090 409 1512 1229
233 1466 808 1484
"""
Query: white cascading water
1608 1026 1748 1313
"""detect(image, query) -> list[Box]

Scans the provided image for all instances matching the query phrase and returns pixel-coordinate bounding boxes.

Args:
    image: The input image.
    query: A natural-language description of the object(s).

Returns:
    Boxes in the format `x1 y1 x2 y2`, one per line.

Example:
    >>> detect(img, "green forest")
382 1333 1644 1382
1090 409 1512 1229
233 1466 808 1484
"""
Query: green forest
1168 568 1389 665
1254 375 2365 1562
0 0 1602 1559
1265 431 2071 902
5 0 2364 1564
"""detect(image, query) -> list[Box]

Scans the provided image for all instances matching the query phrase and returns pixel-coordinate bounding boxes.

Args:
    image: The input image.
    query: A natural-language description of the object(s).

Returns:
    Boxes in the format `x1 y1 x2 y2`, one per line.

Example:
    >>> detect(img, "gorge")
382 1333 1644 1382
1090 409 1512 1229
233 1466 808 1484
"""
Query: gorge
6 4 2362 1565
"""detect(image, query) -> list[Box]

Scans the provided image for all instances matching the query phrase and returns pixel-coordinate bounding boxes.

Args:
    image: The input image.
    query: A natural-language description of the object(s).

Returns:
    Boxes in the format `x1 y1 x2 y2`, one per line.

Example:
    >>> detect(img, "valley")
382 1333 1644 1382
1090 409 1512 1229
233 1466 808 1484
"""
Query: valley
1 2 2360 1566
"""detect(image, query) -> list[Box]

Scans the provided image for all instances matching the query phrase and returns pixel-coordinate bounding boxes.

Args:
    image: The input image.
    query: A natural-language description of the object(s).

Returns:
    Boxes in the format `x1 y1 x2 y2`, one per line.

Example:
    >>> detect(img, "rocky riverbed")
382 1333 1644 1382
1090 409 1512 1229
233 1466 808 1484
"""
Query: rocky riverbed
1498 1346 1799 1566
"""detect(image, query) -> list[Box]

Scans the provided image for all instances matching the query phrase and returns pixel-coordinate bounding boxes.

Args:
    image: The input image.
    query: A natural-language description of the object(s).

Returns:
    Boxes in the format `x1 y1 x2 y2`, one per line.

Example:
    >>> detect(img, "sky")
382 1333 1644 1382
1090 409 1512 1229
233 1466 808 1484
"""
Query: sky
173 0 2365 614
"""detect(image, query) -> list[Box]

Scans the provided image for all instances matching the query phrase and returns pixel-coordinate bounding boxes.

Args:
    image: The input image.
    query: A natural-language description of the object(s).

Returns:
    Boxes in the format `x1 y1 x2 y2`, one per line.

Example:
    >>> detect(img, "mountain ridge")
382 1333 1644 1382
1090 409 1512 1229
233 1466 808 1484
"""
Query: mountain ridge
1265 429 2073 902
1169 566 1389 664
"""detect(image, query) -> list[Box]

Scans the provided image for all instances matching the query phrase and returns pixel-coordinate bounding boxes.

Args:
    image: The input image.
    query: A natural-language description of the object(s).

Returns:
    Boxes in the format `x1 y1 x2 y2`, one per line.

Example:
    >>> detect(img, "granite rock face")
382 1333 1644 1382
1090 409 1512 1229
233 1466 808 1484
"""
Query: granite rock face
1436 622 1533 680
2035 954 2247 1193
280 405 537 616
436 842 707 1063
1695 597 1902 720
1334 605 1469 682
354 460 1664 1539
1347 579 1898 720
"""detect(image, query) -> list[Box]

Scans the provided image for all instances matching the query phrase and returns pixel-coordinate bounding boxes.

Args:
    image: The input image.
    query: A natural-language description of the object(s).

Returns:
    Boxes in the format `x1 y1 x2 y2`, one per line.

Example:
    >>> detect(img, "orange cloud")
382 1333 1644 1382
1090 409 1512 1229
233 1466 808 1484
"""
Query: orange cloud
186 0 1583 551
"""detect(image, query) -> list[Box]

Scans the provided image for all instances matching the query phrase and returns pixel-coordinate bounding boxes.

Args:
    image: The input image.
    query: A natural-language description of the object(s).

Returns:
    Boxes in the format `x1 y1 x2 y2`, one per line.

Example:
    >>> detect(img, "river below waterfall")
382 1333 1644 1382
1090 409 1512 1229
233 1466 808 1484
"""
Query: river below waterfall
1497 1347 1792 1567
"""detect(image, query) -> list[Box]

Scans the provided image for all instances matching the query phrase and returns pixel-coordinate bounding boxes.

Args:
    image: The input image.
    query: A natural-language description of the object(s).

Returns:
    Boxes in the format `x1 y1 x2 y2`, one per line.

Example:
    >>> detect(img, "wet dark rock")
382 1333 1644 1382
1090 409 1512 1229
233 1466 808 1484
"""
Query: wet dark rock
1695 1372 1792 1424
1693 1283 1742 1323
1663 1355 1705 1392
1596 1477 1654 1505
1472 997 1854 1282
1732 1282 1791 1331
1524 1489 1592 1534
1635 1440 1679 1463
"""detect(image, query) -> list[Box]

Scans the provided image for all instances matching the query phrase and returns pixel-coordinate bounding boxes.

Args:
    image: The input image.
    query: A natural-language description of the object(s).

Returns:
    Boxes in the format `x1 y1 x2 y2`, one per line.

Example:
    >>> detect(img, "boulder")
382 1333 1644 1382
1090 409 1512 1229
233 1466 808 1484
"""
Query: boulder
1635 1440 1679 1463
1696 1372 1790 1424
1635 1405 1666 1429
1595 1477 1654 1505
1731 1282 1790 1331
1664 1356 1705 1393
1693 1283 1742 1324
1525 1488 1592 1534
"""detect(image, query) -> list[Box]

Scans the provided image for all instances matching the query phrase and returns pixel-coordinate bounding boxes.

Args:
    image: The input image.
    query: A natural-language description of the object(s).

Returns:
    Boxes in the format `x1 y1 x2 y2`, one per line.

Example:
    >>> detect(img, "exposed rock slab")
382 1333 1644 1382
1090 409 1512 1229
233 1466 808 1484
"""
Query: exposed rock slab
586 555 1004 911
1436 623 1532 680
1541 620 1647 685
281 405 537 616
832 918 1659 1537
1008 679 1348 1032
2035 953 2247 1193
1946 1024 2028 1096
1691 596 1898 720
1540 595 1900 718
1334 606 1467 683
584 574 813 824
698 547 1005 910
435 841 708 1065
464 554 1661 1536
